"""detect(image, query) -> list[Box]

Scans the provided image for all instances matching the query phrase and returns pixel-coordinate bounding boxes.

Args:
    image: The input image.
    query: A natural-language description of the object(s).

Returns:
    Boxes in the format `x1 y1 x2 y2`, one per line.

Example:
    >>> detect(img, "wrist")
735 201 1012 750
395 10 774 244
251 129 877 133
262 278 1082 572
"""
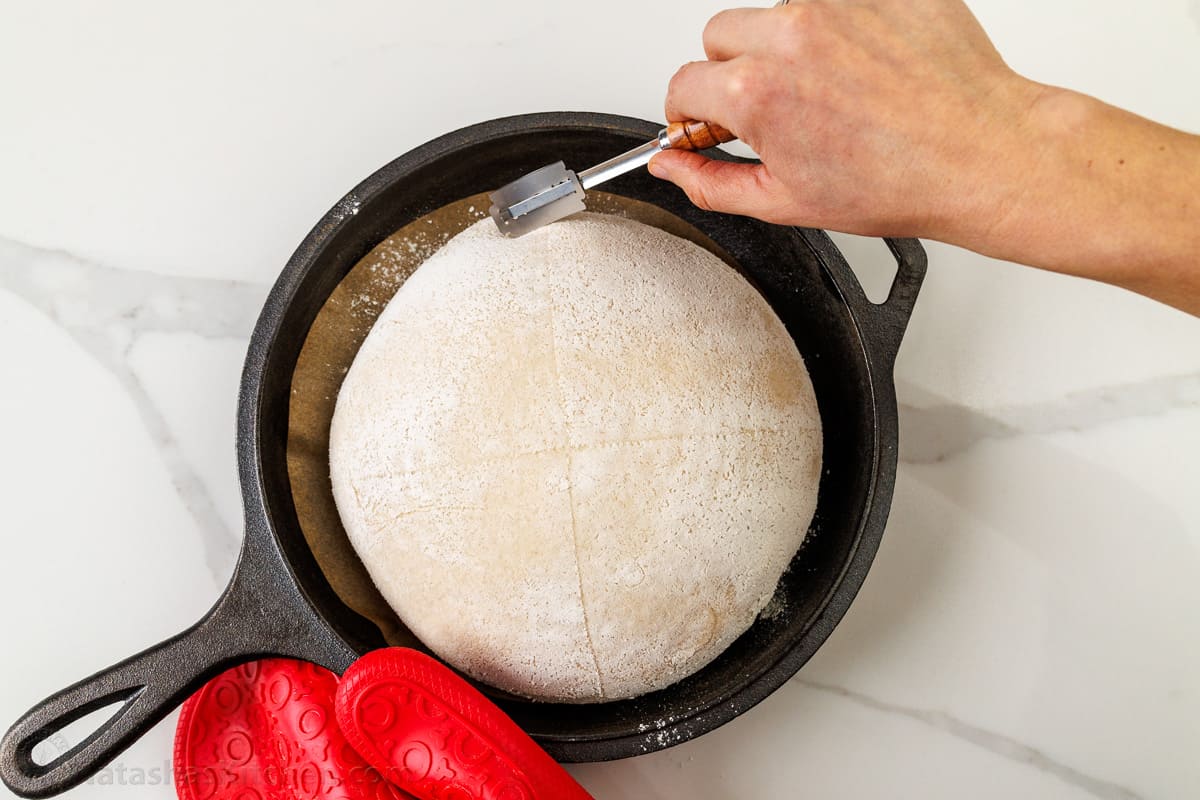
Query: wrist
935 76 1073 247
942 79 1105 264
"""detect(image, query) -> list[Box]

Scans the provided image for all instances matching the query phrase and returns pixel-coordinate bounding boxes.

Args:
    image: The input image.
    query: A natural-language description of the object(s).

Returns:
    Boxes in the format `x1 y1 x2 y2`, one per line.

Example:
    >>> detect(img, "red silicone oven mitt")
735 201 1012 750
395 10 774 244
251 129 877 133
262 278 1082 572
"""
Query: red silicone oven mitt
335 648 594 800
174 650 594 800
174 658 411 800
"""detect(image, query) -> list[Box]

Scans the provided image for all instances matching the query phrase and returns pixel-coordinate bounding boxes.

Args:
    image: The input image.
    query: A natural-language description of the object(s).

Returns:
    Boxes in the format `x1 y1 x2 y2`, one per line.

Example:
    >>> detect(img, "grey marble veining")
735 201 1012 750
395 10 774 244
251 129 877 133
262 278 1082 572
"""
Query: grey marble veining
792 678 1145 800
898 374 1200 464
0 234 265 583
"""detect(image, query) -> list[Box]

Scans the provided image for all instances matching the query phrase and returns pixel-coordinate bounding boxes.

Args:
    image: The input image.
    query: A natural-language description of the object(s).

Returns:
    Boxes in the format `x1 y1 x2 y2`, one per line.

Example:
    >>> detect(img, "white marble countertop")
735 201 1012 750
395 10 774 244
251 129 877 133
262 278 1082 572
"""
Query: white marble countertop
2 2 1198 798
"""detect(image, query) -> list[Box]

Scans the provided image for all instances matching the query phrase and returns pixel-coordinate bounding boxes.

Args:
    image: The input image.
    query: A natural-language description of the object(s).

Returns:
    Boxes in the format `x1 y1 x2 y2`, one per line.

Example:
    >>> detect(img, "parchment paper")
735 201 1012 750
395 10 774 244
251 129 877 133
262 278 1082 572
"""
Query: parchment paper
285 191 736 646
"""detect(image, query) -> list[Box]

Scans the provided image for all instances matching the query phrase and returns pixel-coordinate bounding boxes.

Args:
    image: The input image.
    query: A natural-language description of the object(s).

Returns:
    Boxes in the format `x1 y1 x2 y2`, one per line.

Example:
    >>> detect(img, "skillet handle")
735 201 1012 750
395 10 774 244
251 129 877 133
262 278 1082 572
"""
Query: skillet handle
0 610 236 799
867 237 927 364
0 532 359 799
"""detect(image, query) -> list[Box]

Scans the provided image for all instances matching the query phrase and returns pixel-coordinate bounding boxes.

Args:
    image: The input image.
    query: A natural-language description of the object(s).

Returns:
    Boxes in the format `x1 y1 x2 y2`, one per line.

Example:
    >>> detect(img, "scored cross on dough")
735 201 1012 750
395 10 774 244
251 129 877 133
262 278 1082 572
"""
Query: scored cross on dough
330 213 822 703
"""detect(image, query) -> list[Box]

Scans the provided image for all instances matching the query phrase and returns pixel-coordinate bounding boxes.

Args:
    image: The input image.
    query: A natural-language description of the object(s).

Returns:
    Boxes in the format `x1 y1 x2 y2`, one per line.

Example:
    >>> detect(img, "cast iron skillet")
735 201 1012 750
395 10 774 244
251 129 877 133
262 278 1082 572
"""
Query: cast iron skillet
0 112 925 798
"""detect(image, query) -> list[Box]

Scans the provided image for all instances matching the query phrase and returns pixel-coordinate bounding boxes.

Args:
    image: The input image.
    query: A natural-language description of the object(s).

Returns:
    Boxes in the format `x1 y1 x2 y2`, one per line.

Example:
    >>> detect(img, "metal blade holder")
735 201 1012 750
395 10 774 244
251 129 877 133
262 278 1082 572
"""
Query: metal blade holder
488 121 734 237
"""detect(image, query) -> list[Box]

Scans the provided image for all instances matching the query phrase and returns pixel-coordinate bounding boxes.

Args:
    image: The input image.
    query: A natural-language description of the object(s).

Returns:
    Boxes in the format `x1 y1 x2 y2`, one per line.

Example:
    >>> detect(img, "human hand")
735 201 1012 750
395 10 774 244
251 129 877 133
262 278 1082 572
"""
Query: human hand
651 0 1040 243
652 0 1200 315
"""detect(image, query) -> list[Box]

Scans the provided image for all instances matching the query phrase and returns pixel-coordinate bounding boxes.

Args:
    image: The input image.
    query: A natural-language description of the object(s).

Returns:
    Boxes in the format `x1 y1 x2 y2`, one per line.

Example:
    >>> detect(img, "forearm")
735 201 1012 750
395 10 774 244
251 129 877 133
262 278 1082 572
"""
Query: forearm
950 83 1200 314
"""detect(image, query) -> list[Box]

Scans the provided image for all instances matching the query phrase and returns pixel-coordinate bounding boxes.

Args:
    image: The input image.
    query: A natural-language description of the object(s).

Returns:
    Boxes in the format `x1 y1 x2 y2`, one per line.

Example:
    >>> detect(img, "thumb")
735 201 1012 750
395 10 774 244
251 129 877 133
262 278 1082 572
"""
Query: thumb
648 150 780 219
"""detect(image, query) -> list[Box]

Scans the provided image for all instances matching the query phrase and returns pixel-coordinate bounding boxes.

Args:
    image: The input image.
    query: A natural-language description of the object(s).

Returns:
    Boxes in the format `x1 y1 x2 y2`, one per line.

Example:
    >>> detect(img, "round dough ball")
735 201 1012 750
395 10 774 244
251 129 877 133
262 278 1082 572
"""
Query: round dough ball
330 213 821 702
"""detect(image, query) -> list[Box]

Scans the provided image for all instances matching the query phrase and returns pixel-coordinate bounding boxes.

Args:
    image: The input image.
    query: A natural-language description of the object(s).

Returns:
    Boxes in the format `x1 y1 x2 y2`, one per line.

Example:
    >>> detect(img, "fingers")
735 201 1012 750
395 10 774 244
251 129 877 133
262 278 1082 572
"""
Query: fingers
702 7 775 61
648 150 786 220
669 6 794 127
663 59 731 124
665 55 769 138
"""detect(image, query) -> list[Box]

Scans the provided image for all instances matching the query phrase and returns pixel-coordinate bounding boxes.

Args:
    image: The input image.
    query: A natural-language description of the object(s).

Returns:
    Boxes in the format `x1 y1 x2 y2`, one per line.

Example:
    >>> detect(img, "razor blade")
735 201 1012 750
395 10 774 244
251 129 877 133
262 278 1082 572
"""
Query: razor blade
488 135 667 238
488 161 587 239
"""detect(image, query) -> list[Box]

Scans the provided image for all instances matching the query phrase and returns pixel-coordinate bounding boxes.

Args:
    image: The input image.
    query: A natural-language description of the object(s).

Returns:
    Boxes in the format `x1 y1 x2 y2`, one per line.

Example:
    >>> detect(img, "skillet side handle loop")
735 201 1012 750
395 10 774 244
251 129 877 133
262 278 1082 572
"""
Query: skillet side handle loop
871 237 928 364
0 629 229 799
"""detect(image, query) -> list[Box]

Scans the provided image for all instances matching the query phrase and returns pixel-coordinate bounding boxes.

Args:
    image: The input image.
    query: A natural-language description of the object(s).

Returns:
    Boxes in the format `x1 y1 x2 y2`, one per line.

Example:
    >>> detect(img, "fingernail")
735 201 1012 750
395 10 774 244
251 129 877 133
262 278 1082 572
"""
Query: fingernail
648 155 670 179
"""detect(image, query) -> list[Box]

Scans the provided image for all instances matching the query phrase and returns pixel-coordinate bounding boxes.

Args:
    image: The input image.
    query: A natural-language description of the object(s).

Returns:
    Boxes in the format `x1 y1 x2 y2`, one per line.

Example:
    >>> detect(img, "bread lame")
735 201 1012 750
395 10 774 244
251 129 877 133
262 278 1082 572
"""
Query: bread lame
488 120 735 238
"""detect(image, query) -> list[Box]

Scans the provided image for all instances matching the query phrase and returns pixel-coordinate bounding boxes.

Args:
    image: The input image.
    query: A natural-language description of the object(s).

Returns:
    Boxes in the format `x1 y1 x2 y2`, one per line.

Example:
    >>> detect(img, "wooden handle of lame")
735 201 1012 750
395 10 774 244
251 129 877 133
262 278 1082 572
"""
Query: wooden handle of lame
664 120 737 151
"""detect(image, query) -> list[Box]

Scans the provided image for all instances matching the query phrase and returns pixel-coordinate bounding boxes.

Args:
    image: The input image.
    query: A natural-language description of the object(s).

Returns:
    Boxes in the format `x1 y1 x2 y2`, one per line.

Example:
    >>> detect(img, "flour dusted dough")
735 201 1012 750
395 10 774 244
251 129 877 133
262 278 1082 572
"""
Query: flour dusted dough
329 213 822 702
